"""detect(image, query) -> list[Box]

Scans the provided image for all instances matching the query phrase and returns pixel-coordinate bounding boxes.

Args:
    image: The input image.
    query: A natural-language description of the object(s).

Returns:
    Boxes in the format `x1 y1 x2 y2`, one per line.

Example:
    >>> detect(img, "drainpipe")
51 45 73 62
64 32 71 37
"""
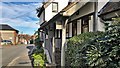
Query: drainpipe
93 0 98 31
61 18 68 66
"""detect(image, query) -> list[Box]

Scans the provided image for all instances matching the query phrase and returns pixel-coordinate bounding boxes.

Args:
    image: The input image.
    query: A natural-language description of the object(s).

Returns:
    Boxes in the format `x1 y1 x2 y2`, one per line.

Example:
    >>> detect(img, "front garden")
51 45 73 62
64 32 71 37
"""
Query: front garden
65 18 120 67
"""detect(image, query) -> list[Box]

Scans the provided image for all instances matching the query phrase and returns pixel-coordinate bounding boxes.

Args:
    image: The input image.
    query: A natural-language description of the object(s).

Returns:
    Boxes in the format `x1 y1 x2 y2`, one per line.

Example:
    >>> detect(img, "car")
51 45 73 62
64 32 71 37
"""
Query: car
1 40 12 45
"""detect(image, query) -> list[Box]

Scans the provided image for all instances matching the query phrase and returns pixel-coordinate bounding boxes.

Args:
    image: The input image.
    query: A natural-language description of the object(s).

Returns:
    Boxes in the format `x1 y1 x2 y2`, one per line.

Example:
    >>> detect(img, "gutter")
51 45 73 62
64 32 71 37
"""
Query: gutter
40 0 88 29
40 13 63 28
40 2 82 28
37 0 54 17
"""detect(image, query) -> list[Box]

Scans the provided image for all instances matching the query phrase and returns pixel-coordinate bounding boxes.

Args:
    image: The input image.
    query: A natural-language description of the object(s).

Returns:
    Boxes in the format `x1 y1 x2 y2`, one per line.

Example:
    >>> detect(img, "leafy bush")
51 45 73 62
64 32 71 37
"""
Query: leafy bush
32 31 47 67
65 18 120 67
32 47 46 67
80 18 120 67
65 31 104 66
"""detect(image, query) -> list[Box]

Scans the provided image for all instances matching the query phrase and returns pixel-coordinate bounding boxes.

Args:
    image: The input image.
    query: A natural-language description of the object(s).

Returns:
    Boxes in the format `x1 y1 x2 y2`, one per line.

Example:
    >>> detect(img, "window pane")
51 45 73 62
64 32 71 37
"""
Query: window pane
52 2 58 12
81 16 89 33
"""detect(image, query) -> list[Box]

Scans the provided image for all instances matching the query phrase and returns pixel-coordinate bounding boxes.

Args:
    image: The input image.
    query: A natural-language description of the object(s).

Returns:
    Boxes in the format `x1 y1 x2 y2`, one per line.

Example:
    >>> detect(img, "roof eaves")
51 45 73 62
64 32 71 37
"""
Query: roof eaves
98 2 120 16
62 2 77 12
0 24 19 33
40 13 62 28
37 0 54 17
40 1 78 28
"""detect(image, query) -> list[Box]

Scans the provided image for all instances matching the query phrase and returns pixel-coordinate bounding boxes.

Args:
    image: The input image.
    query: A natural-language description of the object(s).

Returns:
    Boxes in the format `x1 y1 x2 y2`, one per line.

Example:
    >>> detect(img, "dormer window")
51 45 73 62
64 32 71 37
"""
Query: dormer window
52 2 58 12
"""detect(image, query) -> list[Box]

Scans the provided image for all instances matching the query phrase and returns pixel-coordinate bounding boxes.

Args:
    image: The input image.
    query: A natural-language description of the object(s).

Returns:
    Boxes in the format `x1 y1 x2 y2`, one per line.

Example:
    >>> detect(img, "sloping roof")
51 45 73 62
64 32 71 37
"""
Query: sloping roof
37 0 53 17
40 13 67 28
40 1 87 28
0 24 19 33
98 1 120 21
99 2 120 15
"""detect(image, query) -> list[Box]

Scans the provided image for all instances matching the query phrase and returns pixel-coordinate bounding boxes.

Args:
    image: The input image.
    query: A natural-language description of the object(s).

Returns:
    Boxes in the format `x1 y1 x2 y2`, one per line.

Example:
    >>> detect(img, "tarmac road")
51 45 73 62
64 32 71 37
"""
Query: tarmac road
1 44 34 68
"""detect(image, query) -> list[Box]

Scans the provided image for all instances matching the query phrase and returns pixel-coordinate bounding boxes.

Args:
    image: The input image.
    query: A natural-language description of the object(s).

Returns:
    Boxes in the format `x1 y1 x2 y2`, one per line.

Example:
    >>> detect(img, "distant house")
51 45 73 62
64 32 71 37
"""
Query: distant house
0 24 19 45
18 34 31 44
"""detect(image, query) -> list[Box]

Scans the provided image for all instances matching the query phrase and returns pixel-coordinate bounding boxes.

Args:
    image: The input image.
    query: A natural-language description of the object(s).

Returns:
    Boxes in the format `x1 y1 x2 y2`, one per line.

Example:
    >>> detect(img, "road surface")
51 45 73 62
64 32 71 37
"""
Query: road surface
1 44 34 68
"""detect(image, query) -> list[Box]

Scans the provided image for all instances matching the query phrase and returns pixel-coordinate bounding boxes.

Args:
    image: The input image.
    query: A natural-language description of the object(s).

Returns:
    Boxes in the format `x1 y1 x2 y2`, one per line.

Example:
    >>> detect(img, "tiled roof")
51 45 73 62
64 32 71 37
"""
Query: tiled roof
0 24 19 33
99 2 120 15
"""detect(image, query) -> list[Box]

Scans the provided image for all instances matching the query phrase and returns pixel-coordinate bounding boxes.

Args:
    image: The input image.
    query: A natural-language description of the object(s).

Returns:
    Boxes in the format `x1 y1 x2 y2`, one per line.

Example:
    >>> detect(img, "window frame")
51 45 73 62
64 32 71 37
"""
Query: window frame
52 2 58 12
72 20 77 36
55 29 62 39
81 16 89 33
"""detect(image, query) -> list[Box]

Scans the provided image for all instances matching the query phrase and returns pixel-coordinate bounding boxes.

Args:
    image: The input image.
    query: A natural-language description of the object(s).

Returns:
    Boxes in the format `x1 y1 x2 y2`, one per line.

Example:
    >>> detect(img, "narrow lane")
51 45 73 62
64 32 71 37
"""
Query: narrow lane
1 44 33 67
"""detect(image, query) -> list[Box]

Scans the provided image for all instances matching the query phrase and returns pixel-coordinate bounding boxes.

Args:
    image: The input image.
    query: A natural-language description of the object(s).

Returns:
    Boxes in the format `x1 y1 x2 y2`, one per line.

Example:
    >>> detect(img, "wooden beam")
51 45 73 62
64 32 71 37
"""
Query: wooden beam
61 19 68 66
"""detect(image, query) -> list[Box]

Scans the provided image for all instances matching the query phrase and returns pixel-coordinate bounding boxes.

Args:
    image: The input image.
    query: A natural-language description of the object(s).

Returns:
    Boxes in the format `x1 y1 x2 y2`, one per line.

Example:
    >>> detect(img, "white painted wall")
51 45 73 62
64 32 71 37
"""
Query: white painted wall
69 1 109 32
58 0 69 12
69 23 72 37
77 19 81 35
97 0 109 31
44 0 69 22
89 15 94 32
45 3 53 21
98 0 109 12
70 2 94 21
39 12 44 25
96 0 109 31
97 18 105 31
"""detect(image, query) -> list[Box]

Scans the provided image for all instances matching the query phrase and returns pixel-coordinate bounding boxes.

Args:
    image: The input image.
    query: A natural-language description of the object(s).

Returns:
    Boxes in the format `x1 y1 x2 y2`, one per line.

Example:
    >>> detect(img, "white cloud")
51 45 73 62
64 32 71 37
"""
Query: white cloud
0 2 2 19
1 2 41 28
2 2 41 18
0 18 39 28
1 0 43 2
0 2 42 35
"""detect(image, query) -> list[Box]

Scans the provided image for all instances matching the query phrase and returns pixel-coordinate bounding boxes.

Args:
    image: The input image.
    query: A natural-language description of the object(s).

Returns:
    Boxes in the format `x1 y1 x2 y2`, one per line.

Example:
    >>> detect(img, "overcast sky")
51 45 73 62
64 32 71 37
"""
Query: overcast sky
0 0 42 35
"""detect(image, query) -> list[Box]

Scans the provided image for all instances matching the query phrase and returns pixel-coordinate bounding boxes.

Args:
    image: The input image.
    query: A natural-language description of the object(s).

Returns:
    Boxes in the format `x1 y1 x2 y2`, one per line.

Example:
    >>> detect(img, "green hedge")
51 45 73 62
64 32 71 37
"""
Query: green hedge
65 18 120 67
80 24 120 67
65 31 104 66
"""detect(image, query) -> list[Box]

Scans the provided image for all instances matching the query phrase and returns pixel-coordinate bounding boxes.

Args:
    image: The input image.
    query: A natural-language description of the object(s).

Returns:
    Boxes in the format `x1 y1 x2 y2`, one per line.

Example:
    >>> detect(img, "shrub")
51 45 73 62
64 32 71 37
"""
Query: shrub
65 31 104 66
65 18 120 67
32 47 46 67
80 18 120 67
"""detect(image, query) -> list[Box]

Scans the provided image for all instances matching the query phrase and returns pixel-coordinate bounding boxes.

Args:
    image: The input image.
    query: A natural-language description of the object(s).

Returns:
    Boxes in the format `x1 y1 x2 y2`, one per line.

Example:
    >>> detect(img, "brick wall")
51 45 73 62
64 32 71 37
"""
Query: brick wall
0 30 18 45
